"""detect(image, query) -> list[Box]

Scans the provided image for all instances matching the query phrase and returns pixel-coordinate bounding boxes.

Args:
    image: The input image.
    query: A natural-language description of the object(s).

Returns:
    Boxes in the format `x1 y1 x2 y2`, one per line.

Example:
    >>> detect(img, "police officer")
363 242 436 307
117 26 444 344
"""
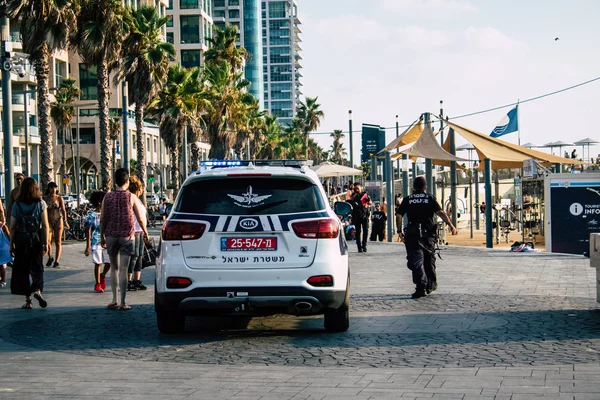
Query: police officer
396 176 457 298
349 183 371 253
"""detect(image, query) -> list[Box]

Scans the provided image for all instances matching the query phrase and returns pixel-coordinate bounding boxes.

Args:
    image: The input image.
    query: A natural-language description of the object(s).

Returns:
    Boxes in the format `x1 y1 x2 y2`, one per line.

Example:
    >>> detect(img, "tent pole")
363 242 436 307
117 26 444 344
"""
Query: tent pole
395 115 400 179
485 158 493 248
475 167 480 230
385 151 394 242
402 154 409 227
449 127 457 227
424 113 433 191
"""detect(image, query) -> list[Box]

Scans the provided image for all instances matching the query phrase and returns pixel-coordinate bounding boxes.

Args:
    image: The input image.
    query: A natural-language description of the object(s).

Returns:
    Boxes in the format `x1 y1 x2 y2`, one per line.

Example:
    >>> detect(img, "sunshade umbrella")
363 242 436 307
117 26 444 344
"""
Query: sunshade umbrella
574 137 600 162
311 161 363 178
521 142 538 148
544 141 574 155
456 143 475 151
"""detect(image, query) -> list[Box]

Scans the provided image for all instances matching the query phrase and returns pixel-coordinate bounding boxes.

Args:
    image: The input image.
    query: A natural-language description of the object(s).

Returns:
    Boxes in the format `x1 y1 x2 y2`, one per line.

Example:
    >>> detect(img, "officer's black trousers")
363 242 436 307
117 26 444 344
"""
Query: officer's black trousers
355 219 369 251
404 237 437 292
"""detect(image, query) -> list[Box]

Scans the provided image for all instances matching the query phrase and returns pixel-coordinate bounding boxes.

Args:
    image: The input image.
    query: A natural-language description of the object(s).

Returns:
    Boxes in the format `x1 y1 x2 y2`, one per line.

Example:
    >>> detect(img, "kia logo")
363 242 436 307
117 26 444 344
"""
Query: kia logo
240 218 258 229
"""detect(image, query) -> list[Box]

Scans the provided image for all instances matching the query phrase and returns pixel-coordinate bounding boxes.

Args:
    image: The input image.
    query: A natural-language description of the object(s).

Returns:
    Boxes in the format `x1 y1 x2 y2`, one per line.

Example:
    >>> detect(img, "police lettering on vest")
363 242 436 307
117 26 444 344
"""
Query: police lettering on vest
397 192 442 232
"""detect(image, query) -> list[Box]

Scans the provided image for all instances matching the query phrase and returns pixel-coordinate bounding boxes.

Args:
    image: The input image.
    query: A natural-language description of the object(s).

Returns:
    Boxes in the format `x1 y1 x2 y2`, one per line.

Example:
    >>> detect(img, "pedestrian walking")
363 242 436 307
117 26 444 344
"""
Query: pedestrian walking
396 176 457 298
84 191 111 293
9 178 50 309
127 176 147 292
0 197 8 287
370 203 387 242
43 182 69 268
6 173 24 221
100 169 148 311
349 183 371 253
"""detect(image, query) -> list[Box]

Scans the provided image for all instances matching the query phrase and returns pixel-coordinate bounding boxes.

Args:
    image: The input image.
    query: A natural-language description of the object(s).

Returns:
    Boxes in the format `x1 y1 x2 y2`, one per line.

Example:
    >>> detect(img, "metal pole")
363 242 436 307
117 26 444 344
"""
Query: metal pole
449 127 457 227
475 167 480 230
469 172 473 239
159 134 163 199
122 81 129 169
24 87 29 177
385 151 394 242
440 105 445 207
348 110 353 167
76 105 81 205
2 15 14 202
484 158 493 248
424 113 433 191
395 115 399 179
402 154 409 198
370 154 376 181
183 125 188 179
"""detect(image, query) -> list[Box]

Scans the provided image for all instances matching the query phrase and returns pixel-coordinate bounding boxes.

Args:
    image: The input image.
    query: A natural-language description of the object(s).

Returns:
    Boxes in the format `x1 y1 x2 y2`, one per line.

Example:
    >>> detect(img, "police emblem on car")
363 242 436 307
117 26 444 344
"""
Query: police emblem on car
239 218 258 229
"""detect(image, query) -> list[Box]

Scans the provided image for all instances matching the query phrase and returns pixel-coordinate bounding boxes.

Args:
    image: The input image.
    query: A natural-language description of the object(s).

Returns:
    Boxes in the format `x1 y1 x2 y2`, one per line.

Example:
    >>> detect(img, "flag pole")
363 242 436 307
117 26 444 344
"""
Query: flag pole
517 99 521 146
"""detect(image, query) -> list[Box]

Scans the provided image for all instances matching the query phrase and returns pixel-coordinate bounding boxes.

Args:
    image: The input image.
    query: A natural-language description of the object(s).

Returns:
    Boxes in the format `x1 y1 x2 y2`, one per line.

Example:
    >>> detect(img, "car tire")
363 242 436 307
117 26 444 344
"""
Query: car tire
156 311 186 334
324 277 350 333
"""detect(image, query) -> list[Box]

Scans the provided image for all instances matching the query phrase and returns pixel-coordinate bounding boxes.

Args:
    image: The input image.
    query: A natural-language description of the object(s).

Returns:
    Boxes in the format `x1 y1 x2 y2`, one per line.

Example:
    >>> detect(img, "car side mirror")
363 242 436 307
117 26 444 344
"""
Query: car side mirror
334 201 352 217
165 204 173 216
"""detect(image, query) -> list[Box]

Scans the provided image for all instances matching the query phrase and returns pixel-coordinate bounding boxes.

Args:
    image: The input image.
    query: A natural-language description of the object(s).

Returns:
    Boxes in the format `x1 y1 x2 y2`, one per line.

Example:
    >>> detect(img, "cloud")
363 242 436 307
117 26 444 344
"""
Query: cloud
464 26 529 53
378 0 477 15
396 26 454 49
309 15 389 42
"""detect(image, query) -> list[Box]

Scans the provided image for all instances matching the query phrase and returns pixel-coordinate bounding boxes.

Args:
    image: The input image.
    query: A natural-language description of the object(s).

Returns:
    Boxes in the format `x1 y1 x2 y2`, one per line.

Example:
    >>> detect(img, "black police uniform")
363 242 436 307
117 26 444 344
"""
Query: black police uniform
350 192 370 252
396 191 442 294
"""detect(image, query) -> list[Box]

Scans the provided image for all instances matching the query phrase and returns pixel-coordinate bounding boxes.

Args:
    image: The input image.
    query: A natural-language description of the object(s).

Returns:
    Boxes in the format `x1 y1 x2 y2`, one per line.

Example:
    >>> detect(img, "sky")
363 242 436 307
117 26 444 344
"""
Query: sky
297 0 600 164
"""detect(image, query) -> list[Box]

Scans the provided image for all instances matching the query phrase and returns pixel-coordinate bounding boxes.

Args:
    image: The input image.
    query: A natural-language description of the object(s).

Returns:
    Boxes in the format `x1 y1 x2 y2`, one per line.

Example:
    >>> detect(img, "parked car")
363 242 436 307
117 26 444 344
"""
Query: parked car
146 194 160 206
62 195 75 209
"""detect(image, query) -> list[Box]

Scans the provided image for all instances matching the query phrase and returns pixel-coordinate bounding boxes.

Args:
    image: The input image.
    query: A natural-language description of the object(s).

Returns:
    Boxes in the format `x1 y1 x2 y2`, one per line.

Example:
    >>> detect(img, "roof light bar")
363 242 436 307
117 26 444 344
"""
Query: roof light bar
198 160 313 171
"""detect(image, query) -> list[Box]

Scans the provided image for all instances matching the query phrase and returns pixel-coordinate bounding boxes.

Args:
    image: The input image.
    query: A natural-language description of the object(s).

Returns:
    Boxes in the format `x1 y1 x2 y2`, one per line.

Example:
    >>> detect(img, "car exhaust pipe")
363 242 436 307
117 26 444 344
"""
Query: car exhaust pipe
295 301 313 312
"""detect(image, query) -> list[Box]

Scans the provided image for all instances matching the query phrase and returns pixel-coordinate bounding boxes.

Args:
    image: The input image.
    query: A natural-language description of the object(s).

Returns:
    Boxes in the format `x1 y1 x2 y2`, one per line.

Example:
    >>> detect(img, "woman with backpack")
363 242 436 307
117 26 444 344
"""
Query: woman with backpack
9 178 50 309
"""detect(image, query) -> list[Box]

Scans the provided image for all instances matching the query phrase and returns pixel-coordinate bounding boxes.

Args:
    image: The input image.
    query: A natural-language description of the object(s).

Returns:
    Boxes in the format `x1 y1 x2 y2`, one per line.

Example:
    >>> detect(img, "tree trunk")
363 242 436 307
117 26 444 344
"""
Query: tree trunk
68 126 76 196
97 59 113 190
34 45 53 191
61 129 66 193
135 103 146 205
208 129 229 159
190 141 200 172
304 132 309 159
170 145 179 192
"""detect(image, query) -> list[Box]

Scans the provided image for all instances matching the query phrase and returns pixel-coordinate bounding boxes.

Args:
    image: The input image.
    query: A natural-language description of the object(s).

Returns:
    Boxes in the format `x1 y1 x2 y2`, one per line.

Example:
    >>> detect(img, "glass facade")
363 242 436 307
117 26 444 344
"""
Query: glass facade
180 16 200 43
181 50 201 68
243 0 264 106
79 64 98 100
180 0 198 9
268 1 286 18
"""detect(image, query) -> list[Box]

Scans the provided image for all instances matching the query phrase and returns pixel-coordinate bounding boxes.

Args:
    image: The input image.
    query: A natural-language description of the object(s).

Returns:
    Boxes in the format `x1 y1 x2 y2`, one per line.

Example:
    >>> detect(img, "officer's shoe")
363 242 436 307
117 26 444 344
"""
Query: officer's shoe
426 283 438 294
357 248 363 253
411 290 427 299
362 247 367 253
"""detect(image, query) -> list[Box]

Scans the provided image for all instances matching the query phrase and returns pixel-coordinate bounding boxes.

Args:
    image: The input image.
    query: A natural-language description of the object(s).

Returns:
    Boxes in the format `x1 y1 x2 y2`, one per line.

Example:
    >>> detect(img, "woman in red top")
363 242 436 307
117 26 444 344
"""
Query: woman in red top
100 169 149 311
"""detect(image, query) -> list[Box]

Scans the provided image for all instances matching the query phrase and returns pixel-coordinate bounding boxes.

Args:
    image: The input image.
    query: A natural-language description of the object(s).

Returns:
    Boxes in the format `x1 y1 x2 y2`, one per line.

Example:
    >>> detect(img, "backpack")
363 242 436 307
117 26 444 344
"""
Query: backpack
15 202 42 253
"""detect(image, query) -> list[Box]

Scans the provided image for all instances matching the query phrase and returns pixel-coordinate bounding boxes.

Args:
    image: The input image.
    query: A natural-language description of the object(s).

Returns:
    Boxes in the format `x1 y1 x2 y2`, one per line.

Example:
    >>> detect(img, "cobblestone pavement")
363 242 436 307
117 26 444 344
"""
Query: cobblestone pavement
0 232 599 399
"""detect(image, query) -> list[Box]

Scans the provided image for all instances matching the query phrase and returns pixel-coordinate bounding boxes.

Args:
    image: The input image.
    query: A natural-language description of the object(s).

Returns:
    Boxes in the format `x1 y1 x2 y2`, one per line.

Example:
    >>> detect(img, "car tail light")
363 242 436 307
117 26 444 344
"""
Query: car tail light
307 275 334 287
292 218 339 239
162 221 206 241
166 277 192 289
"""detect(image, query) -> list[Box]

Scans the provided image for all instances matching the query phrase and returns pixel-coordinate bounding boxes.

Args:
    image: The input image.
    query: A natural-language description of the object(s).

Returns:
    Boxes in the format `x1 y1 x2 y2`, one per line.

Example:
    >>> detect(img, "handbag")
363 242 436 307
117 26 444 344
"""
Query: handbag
141 238 157 269
0 224 14 265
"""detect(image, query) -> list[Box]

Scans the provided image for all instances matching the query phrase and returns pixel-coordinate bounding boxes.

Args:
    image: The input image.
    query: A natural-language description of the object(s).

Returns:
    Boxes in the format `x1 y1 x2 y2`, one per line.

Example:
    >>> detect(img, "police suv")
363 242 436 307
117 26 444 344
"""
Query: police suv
155 160 351 333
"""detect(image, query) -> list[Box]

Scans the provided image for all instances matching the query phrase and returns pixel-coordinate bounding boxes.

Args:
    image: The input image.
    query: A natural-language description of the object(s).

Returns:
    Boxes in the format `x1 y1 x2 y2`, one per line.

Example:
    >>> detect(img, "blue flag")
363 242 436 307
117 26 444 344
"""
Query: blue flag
490 106 519 138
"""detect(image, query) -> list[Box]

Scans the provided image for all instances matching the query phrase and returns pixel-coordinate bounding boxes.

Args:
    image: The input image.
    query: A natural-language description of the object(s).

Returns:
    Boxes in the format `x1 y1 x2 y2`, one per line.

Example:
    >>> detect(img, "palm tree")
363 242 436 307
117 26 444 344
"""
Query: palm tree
7 0 77 190
50 78 80 193
117 6 175 199
297 96 325 159
256 116 287 159
204 24 248 73
109 117 121 184
148 65 202 191
283 119 305 160
71 0 128 190
234 100 265 160
199 61 255 159
329 129 347 165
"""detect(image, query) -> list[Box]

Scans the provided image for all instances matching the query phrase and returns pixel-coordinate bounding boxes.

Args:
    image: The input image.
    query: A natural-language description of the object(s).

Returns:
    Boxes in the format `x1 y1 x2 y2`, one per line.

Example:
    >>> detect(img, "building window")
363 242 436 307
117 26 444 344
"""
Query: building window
228 0 239 5
269 47 290 64
180 16 200 44
167 0 172 9
228 9 240 18
270 65 292 81
269 1 287 18
166 32 174 44
132 134 136 149
181 50 201 68
215 21 226 31
213 9 225 18
147 137 150 150
70 127 96 144
180 0 198 9
167 15 173 27
55 60 67 87
79 64 98 100
214 0 224 6
154 138 157 152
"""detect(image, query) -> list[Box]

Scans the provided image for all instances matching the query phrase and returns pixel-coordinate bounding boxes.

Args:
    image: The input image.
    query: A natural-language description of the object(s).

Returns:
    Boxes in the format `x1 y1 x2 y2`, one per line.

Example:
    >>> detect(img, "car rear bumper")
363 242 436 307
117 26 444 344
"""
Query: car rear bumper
155 286 347 316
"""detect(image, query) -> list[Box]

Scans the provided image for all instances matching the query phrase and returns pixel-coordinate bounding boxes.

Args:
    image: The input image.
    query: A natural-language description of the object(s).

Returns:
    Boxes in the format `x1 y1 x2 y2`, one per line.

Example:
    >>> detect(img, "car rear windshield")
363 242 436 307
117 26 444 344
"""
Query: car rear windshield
175 177 325 215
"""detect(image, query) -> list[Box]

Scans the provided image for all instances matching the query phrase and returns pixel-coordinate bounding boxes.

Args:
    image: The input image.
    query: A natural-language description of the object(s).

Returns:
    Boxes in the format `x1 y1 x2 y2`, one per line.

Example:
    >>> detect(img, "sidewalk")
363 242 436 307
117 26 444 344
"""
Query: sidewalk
0 237 598 399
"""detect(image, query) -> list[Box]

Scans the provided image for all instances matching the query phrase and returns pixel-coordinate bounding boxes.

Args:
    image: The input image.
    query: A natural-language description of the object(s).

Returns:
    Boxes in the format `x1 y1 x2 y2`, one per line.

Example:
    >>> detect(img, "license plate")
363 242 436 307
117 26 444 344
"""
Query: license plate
221 237 277 252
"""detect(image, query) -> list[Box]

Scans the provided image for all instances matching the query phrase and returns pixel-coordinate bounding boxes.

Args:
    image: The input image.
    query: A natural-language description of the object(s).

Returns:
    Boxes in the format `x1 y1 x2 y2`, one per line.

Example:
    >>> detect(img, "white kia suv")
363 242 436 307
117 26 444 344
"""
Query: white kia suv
155 160 351 333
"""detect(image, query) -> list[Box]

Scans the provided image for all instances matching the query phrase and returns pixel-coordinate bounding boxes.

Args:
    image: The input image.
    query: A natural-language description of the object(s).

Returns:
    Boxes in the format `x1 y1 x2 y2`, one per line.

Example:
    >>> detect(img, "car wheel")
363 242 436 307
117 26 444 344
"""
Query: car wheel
156 311 186 334
324 278 350 333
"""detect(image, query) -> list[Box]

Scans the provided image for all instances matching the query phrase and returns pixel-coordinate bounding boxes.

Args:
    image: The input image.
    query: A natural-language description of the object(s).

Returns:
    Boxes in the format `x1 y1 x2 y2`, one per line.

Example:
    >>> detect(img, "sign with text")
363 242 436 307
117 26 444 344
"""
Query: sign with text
361 124 386 164
523 159 536 178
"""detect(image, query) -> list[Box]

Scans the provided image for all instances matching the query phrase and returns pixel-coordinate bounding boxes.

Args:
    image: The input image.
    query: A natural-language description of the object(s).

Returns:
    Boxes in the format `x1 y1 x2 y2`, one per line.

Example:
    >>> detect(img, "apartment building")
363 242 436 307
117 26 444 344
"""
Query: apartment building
261 0 302 126
166 0 213 68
